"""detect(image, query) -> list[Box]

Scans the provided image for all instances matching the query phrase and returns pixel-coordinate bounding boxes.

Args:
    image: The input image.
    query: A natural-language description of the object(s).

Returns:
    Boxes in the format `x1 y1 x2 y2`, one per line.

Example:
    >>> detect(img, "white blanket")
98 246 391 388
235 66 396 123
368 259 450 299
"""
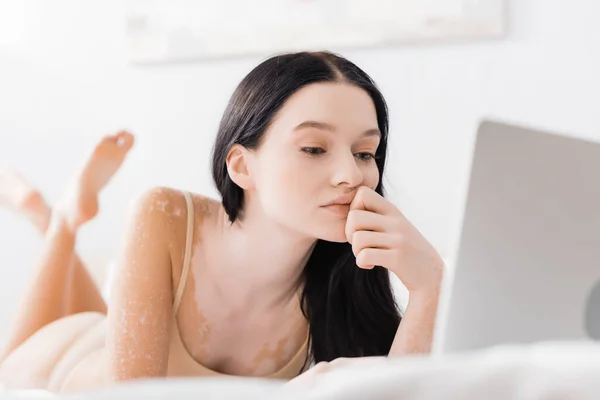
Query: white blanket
292 341 600 399
2 341 600 399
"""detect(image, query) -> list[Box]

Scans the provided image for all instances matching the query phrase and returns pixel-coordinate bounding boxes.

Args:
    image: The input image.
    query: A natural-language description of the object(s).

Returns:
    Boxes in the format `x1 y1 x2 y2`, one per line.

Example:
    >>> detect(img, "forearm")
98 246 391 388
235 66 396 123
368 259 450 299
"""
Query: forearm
388 289 440 356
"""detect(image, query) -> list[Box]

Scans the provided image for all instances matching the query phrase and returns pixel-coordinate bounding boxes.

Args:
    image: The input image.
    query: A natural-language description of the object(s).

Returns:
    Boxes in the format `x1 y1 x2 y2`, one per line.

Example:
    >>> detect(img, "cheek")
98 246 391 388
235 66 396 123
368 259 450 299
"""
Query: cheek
258 157 317 207
272 161 321 201
362 163 380 190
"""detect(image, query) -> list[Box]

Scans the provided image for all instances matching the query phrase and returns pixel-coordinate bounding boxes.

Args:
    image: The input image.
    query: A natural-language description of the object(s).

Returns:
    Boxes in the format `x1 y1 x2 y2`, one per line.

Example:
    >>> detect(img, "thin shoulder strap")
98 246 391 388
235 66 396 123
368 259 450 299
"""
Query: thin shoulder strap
173 190 194 315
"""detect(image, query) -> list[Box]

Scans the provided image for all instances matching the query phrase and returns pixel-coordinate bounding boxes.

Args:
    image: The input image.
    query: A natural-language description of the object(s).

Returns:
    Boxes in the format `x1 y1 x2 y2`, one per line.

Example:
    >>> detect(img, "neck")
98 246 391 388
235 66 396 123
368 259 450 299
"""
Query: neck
209 201 316 310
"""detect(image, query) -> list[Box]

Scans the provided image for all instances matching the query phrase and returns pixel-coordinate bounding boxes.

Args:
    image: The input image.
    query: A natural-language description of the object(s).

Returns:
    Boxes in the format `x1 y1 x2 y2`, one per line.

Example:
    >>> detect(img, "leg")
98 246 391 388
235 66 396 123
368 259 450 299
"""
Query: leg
0 168 51 232
0 169 106 316
0 131 134 362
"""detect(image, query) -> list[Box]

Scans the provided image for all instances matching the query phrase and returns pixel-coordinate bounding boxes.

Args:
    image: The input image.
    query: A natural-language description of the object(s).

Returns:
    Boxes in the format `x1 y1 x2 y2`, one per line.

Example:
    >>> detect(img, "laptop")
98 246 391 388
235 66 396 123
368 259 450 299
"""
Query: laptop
435 120 600 354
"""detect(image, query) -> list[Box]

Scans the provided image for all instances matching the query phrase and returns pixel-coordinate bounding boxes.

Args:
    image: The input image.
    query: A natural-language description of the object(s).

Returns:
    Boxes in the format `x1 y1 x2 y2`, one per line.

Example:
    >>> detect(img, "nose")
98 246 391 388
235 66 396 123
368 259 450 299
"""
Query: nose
330 152 364 188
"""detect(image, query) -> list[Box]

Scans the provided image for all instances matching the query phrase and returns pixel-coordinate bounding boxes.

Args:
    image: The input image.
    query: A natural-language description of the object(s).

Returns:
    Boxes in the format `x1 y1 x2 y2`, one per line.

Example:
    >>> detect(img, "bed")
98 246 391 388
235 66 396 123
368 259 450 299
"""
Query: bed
2 340 599 399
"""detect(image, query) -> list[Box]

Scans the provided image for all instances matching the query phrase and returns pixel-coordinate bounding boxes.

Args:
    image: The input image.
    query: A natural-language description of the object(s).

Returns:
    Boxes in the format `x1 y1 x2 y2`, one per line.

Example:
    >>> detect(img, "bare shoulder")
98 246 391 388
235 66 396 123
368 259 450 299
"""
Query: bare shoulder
188 191 221 223
130 186 185 213
128 186 220 232
174 191 221 246
130 185 220 262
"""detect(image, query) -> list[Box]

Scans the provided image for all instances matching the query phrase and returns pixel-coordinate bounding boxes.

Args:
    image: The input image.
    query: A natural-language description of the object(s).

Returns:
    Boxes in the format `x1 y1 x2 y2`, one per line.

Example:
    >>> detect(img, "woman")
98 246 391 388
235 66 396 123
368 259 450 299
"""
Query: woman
0 51 444 394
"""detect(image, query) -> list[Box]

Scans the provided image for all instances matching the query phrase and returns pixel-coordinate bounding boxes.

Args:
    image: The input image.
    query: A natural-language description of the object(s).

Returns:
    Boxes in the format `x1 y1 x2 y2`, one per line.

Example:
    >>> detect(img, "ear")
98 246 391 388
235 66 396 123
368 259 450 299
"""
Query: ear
226 144 255 190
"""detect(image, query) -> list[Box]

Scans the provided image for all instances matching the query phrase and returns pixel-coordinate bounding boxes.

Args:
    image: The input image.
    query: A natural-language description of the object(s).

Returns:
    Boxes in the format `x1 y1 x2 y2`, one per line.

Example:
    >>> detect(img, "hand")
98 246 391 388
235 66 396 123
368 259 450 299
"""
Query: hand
345 186 444 295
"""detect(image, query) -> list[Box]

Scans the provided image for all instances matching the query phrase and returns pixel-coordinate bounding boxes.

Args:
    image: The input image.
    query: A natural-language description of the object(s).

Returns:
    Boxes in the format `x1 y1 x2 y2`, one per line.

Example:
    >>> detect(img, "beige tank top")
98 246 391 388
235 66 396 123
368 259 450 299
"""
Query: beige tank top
166 191 309 379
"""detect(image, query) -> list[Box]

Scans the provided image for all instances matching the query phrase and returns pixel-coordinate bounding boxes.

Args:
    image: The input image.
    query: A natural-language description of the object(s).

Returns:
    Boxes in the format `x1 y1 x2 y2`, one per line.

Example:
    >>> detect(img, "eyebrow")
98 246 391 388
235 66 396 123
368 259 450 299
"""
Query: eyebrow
293 120 381 138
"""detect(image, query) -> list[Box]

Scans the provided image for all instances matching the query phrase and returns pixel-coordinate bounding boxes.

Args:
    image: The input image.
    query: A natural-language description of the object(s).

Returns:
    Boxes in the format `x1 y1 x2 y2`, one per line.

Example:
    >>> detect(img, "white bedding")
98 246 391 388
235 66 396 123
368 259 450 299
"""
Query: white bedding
295 341 600 399
2 341 600 399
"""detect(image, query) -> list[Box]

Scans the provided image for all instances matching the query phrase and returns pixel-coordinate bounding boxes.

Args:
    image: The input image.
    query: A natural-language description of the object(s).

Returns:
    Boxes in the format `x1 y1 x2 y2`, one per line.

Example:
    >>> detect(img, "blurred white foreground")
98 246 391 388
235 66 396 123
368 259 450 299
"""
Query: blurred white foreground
2 341 600 399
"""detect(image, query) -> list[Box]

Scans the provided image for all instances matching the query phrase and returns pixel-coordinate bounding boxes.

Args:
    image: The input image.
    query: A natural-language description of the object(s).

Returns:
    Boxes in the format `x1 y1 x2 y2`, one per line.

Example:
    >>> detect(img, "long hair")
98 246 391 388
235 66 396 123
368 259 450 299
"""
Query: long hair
211 51 402 367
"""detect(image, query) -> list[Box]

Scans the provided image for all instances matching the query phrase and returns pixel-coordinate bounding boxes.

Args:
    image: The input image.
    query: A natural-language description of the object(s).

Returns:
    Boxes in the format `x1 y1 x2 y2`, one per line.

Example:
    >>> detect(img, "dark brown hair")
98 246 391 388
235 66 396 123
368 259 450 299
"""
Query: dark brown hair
211 51 402 367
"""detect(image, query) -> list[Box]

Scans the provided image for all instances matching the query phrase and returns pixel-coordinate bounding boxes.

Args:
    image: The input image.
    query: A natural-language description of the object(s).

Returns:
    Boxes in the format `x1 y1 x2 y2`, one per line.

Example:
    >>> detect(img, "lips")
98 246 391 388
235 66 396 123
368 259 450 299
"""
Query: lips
321 193 355 216
323 193 355 207
322 203 351 216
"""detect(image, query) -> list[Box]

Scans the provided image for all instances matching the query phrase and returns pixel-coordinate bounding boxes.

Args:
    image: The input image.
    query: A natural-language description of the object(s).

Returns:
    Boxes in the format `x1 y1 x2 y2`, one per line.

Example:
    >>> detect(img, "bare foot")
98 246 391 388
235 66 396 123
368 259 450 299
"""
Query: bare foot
0 168 51 232
57 131 135 230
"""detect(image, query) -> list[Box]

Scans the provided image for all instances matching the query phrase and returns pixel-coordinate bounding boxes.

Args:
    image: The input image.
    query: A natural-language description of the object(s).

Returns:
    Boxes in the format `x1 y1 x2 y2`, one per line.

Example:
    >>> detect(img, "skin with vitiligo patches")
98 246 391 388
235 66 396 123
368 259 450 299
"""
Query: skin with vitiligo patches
171 196 308 376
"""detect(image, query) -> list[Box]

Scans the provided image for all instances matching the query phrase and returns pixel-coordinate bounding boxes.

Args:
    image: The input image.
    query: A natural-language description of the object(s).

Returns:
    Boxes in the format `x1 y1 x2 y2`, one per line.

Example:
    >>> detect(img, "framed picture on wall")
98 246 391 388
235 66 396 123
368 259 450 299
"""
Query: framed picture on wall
125 0 506 65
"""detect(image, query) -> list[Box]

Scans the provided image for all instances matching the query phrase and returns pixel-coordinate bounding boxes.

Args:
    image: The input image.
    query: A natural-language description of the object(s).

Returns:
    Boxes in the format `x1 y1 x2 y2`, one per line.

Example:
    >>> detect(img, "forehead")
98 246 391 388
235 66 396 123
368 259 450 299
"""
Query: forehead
270 82 378 132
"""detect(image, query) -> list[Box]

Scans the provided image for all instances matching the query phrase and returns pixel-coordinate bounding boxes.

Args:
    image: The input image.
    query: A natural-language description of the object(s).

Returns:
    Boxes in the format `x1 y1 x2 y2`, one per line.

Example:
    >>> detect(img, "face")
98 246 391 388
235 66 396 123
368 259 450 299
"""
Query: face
246 82 381 242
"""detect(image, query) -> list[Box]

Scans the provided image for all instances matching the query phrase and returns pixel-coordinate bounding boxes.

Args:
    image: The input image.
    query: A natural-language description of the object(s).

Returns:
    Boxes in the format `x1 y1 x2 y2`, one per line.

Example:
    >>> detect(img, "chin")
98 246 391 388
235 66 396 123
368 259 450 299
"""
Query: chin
312 222 348 243
320 234 348 243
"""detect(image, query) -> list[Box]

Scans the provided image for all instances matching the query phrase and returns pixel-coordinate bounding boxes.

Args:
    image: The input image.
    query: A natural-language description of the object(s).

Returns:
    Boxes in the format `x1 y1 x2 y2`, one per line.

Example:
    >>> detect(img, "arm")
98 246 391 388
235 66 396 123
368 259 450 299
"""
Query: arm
344 186 445 357
388 288 440 356
105 187 176 382
287 288 440 389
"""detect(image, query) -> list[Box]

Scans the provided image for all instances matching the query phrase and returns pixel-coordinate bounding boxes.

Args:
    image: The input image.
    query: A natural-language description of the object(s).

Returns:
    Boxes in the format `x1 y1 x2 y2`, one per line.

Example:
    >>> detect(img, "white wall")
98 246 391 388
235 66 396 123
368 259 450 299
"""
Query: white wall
0 0 599 340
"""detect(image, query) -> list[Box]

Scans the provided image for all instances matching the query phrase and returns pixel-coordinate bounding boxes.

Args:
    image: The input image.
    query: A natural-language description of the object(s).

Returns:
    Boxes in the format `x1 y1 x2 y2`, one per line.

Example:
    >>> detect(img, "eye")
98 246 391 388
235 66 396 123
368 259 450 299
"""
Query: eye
301 147 326 156
355 152 376 161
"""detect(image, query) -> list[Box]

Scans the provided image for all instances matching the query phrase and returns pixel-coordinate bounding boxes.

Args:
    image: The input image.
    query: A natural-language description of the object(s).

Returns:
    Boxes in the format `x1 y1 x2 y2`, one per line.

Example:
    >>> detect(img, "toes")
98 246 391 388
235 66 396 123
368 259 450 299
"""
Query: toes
114 130 134 150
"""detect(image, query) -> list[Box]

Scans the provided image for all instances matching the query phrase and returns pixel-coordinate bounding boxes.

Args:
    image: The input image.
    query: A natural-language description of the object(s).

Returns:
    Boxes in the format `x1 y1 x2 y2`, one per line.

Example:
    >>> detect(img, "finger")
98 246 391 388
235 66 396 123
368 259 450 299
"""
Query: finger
350 186 397 215
345 209 390 243
356 248 397 270
351 230 399 257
